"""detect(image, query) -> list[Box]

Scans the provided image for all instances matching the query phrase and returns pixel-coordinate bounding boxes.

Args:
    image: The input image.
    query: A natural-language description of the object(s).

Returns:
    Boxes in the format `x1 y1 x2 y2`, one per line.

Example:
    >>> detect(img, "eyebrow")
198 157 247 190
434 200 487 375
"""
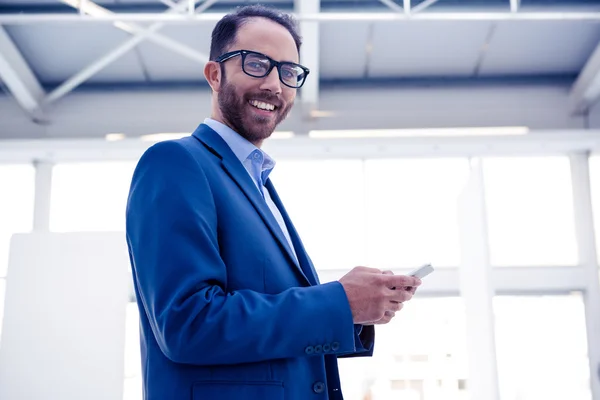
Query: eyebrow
243 49 300 64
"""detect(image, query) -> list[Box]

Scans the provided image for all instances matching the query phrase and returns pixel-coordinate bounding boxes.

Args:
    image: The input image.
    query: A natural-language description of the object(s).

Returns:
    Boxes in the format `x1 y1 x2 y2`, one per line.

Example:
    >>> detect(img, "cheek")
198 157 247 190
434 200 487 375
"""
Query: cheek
283 90 296 105
225 71 253 94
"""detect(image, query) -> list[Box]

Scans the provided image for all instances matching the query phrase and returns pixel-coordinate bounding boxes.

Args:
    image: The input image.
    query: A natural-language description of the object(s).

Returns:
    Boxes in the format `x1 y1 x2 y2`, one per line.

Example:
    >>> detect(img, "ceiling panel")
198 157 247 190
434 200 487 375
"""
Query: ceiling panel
135 24 214 82
0 0 117 4
368 21 493 78
320 21 371 79
5 25 147 84
479 21 600 76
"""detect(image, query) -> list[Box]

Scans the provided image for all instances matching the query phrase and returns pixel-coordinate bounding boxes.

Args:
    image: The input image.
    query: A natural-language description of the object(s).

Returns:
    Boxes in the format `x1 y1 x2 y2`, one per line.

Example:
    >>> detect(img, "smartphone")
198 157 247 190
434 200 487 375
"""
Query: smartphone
407 263 434 279
391 264 434 290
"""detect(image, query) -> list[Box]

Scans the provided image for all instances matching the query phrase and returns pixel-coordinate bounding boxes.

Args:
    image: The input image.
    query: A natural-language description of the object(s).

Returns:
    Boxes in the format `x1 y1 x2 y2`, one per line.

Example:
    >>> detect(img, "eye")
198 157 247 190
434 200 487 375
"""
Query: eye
244 56 270 74
281 67 298 80
247 61 264 70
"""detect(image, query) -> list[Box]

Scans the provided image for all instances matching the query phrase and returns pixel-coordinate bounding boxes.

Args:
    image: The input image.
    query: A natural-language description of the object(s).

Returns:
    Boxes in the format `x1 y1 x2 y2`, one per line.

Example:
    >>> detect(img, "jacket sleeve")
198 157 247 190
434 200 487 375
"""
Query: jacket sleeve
126 140 358 366
338 325 375 358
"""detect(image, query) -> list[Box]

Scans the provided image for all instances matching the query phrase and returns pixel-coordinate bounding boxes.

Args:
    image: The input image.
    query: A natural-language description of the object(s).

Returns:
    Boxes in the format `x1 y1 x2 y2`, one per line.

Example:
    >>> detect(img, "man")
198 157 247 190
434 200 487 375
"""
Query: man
125 5 421 400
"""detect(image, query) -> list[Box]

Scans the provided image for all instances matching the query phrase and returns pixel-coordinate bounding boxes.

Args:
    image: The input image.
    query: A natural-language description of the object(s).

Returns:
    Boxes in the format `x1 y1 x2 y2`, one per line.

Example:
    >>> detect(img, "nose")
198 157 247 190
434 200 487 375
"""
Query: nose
259 67 282 95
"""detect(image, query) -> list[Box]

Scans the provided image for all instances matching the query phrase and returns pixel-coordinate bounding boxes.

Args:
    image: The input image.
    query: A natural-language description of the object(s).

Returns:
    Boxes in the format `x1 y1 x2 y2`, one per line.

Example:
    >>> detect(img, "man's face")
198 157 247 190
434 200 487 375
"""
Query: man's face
216 18 298 144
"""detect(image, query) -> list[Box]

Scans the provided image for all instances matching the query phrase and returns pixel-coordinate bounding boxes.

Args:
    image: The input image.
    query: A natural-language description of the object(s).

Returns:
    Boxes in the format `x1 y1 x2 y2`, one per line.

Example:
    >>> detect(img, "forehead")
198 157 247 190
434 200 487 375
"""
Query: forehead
231 17 299 63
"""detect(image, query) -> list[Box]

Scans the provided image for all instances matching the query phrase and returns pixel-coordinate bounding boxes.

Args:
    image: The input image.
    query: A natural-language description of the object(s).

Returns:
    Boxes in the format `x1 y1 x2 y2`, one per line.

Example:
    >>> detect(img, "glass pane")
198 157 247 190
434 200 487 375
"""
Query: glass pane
0 164 35 277
339 297 469 400
365 158 470 269
269 160 366 270
483 157 577 266
50 162 136 232
0 279 5 344
590 156 600 265
123 302 142 400
494 294 591 400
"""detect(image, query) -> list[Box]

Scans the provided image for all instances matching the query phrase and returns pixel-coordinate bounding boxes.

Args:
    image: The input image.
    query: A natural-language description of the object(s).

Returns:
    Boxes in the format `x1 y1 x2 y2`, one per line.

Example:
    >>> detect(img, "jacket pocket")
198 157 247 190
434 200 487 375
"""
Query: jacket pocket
192 380 284 400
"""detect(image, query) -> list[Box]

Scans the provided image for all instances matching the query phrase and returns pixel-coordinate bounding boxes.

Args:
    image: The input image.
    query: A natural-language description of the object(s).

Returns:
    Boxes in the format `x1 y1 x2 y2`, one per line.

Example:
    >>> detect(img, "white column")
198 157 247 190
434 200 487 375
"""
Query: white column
32 160 53 232
569 153 600 399
457 157 500 400
295 0 319 122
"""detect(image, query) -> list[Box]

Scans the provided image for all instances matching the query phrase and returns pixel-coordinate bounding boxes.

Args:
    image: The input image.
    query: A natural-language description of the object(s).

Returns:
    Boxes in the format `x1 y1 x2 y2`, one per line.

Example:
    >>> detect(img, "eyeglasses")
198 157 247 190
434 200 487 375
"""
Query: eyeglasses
215 49 310 89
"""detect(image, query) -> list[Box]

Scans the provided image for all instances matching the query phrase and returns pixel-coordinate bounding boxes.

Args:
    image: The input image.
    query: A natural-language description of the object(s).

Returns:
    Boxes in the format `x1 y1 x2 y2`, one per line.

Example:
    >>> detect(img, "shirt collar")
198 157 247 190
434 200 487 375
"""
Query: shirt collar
203 118 276 170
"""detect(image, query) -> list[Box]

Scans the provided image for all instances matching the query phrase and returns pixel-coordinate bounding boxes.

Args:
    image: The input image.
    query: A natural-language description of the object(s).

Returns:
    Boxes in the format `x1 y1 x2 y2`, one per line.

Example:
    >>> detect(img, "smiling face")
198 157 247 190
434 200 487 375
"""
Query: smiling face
204 17 299 147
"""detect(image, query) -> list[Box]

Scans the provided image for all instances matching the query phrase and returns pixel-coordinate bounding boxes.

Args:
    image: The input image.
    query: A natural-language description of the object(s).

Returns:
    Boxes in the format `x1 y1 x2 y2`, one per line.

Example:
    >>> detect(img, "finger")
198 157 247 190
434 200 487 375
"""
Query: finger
388 301 402 312
382 270 394 276
374 312 395 325
385 275 421 289
401 285 418 294
388 289 413 303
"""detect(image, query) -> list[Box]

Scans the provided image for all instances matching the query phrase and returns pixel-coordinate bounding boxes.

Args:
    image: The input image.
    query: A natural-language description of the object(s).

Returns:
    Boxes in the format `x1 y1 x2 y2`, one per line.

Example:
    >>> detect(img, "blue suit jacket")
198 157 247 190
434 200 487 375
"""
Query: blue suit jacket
126 124 375 400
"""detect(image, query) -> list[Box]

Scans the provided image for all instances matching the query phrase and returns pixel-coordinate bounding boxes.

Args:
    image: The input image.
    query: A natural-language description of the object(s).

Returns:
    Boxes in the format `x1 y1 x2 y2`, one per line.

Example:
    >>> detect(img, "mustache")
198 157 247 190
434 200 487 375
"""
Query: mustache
244 93 283 108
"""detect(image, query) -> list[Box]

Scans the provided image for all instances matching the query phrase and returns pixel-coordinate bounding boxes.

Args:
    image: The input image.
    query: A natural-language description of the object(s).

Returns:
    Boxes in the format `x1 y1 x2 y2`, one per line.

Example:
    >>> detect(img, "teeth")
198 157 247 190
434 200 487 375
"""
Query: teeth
250 100 275 111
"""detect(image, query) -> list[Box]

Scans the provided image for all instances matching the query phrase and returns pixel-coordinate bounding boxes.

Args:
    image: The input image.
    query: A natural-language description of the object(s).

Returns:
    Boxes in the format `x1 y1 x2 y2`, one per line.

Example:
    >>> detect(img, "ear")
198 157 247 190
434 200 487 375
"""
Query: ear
204 61 222 92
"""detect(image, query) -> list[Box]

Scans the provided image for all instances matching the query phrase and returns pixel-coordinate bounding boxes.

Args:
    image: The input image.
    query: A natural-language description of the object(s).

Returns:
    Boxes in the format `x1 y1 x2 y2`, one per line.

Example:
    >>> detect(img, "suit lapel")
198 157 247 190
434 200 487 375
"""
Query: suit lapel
192 125 311 286
265 179 320 286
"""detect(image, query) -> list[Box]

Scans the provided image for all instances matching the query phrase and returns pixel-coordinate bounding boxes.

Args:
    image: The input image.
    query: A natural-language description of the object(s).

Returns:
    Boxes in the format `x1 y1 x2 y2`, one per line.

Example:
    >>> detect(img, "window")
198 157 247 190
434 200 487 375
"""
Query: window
269 160 366 270
483 157 578 266
339 297 469 400
0 280 5 342
0 164 35 277
590 156 600 265
0 164 35 343
365 159 470 269
50 162 136 232
123 302 142 400
494 294 591 400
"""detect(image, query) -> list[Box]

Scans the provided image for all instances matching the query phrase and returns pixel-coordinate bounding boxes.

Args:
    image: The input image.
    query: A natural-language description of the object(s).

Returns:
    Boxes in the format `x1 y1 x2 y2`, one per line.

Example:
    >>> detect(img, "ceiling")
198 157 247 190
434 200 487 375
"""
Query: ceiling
1 0 600 122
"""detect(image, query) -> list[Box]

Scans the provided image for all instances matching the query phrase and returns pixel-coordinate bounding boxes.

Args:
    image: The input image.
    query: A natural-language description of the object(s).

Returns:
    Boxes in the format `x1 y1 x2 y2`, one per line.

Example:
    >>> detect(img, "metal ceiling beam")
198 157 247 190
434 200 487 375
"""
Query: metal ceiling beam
0 26 45 120
412 0 438 14
3 11 600 23
569 43 600 115
510 0 520 13
379 0 403 13
295 0 319 123
159 0 179 10
60 0 209 65
44 0 217 105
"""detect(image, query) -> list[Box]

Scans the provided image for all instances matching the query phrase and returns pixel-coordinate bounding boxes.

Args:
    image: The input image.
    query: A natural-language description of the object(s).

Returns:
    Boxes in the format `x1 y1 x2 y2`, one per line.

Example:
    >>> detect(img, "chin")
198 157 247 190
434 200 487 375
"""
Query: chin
244 118 278 142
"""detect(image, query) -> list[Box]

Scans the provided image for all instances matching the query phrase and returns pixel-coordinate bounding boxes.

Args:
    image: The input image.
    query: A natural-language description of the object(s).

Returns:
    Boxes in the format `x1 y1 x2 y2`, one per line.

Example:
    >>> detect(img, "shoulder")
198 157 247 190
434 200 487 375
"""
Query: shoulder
137 135 215 174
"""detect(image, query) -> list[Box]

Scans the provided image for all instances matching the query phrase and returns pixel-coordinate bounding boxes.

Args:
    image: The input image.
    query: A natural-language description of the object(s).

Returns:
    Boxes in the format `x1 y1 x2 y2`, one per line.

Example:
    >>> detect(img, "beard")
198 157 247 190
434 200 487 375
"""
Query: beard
217 76 293 144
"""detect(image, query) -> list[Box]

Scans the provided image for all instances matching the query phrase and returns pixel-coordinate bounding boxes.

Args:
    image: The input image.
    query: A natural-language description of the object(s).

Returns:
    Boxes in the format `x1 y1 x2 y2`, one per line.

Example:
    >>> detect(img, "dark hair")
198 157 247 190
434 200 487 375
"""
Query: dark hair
209 4 302 61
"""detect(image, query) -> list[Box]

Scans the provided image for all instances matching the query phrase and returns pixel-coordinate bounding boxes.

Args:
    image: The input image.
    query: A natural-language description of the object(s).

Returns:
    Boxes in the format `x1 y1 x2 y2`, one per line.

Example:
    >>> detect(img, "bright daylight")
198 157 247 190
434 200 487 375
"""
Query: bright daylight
0 1 599 400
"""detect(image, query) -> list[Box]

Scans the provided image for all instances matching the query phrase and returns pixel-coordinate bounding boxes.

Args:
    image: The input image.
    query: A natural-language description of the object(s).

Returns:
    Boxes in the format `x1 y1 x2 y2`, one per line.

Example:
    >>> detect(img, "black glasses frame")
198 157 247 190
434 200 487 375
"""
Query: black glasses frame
215 49 310 89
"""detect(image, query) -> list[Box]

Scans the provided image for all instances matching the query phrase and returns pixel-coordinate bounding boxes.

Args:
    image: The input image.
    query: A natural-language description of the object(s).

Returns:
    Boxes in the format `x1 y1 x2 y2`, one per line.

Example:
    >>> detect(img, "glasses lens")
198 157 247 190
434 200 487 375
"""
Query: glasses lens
280 64 306 88
243 53 270 77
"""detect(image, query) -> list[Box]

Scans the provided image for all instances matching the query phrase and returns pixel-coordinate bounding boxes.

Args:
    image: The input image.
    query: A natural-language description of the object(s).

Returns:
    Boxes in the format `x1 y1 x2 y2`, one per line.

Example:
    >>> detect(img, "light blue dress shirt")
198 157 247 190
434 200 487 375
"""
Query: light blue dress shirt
203 118 299 265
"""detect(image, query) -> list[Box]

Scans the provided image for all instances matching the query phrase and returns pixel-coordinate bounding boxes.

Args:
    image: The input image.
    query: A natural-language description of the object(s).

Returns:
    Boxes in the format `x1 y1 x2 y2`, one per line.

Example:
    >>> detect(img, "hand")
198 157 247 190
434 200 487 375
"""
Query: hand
362 271 413 325
363 309 401 325
338 267 421 325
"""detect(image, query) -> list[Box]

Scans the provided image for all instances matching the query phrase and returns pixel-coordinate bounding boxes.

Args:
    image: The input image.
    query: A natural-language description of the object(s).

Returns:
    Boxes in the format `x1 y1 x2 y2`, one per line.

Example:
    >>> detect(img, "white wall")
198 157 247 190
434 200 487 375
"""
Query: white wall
0 81 590 139
0 232 131 400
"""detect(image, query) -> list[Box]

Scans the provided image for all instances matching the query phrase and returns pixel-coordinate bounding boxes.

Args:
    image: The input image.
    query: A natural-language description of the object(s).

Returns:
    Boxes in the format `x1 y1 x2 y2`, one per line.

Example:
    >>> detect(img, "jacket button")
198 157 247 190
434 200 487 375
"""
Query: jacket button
305 346 314 355
314 344 322 353
322 343 331 352
313 381 326 394
331 342 340 351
